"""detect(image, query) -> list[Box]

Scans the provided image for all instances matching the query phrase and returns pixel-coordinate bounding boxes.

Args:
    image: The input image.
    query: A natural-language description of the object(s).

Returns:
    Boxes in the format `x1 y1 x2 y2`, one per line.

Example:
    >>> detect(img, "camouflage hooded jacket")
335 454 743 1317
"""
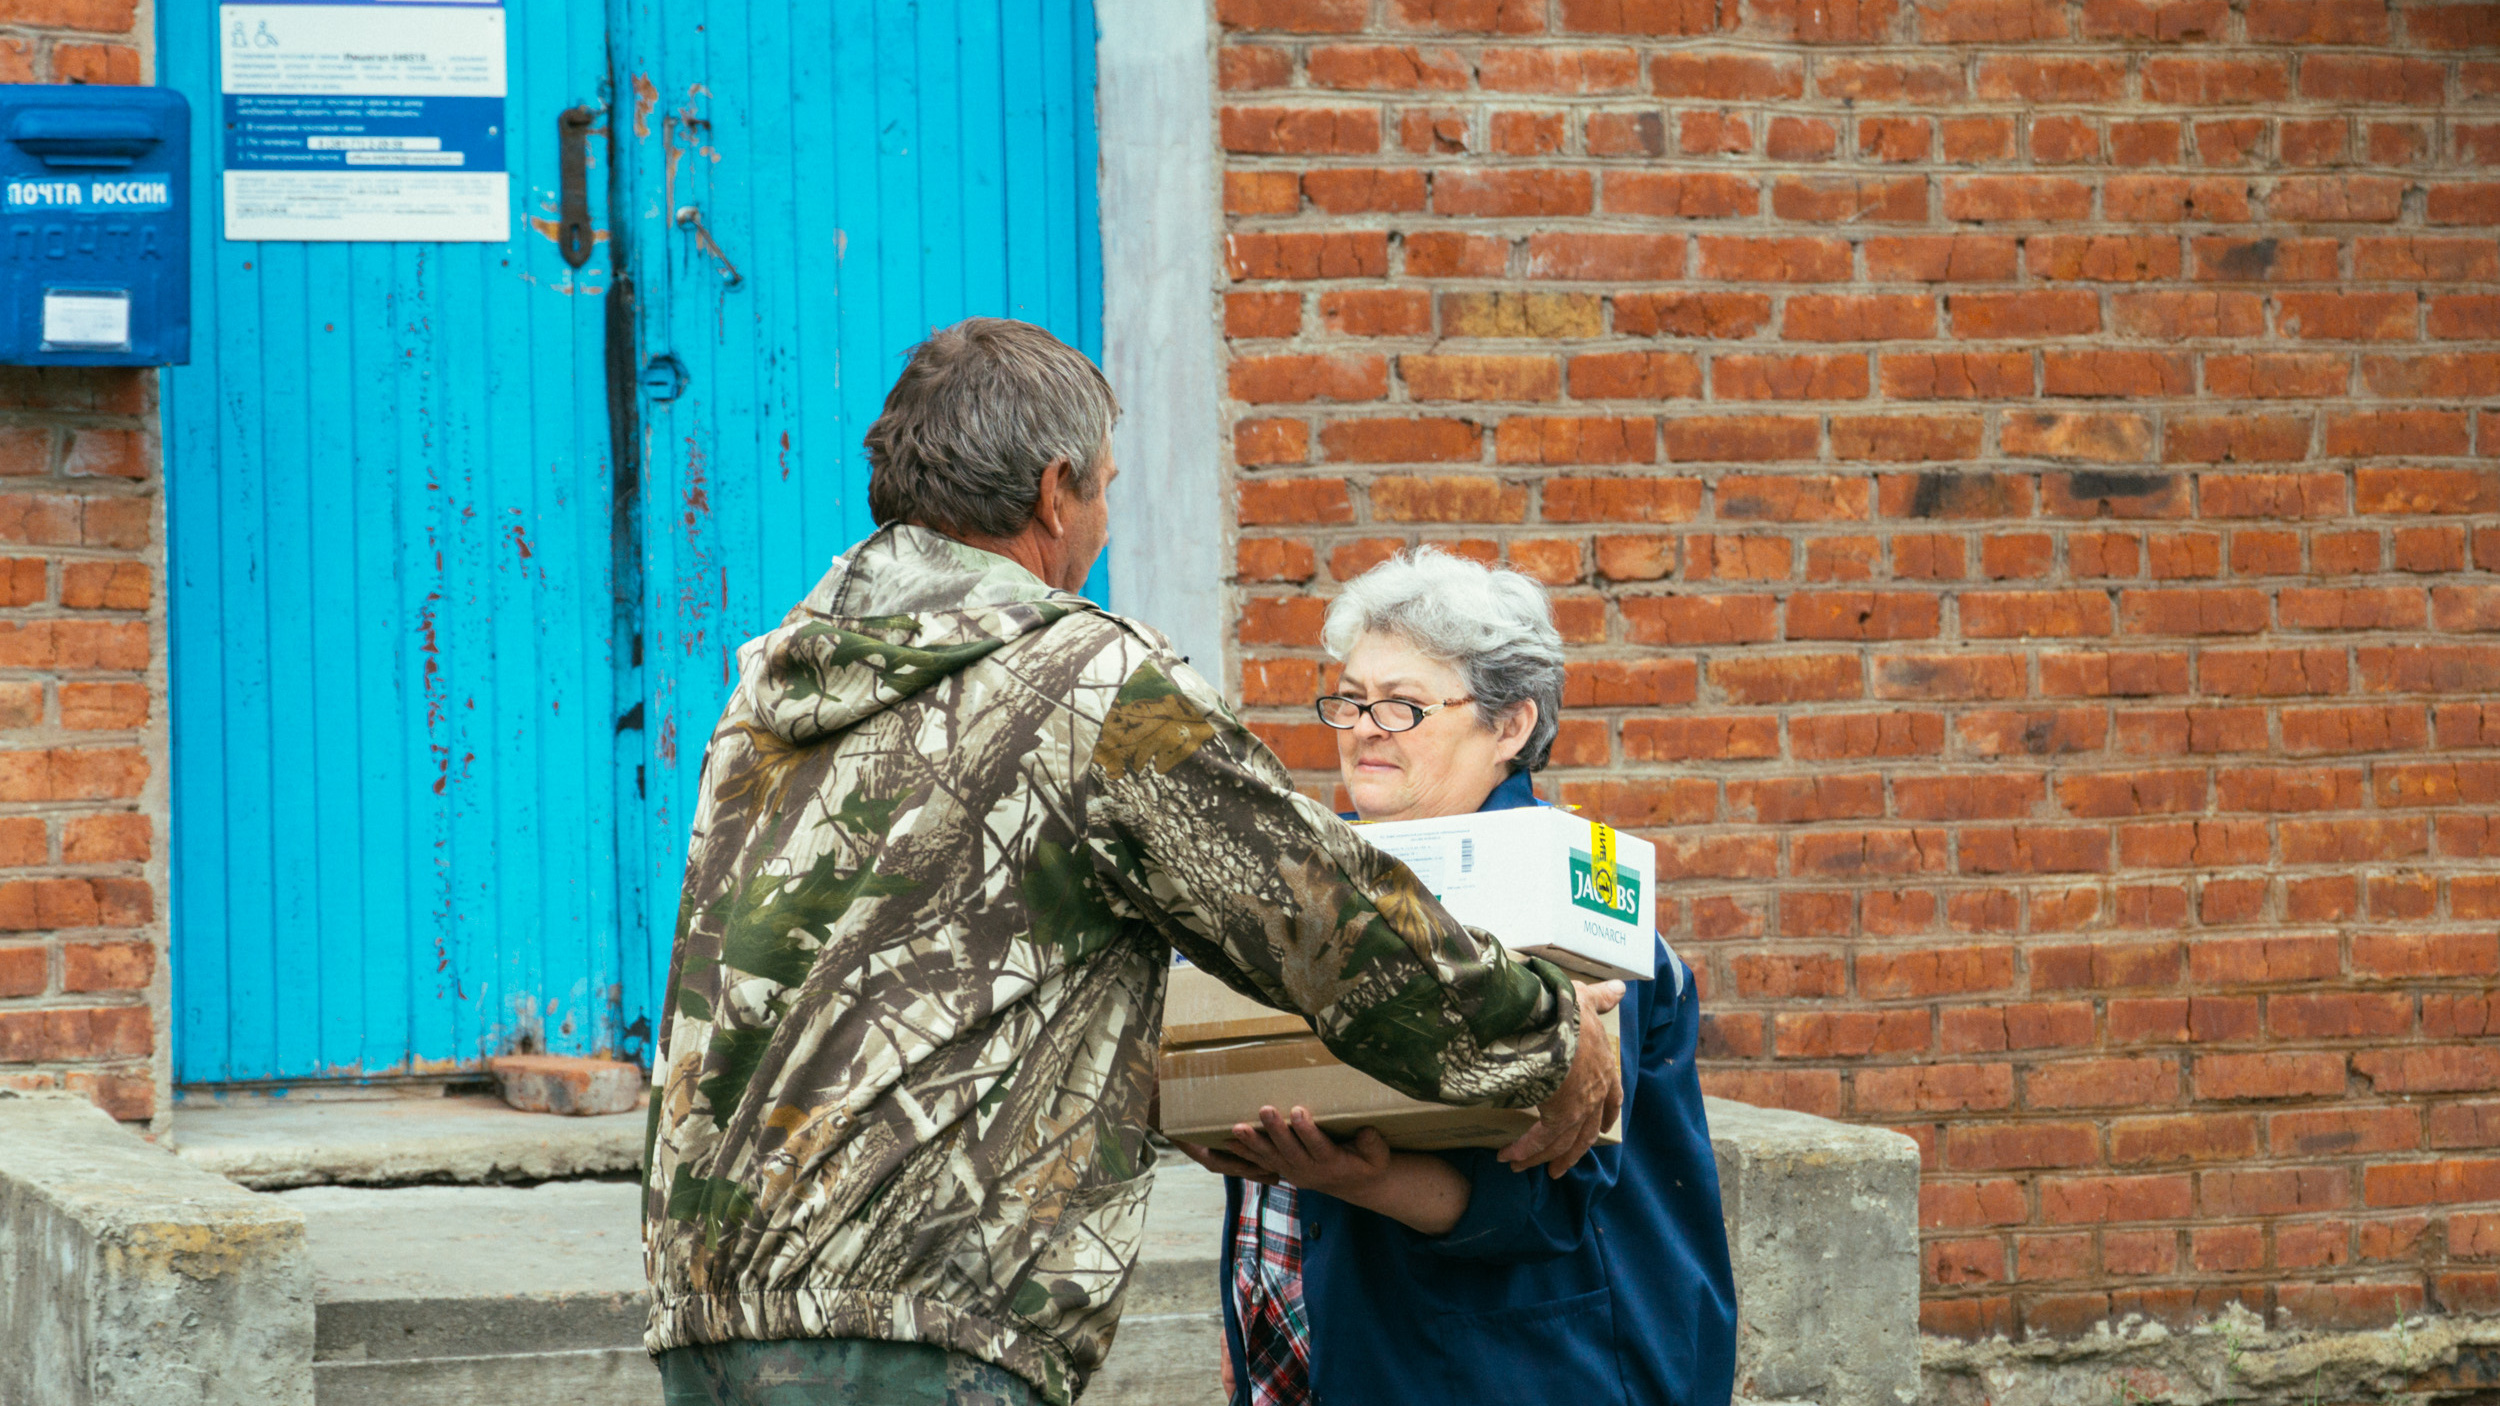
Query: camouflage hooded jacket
643 525 1582 1402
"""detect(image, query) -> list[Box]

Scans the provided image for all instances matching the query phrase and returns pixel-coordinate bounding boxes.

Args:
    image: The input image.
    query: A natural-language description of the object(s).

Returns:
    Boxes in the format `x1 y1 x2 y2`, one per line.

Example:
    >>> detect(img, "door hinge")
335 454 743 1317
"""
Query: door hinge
556 105 597 269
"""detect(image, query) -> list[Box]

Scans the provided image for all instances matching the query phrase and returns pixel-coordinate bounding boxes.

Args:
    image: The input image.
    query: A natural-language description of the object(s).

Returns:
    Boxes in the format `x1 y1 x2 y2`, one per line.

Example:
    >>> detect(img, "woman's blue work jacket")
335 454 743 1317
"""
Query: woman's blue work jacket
1218 768 1739 1406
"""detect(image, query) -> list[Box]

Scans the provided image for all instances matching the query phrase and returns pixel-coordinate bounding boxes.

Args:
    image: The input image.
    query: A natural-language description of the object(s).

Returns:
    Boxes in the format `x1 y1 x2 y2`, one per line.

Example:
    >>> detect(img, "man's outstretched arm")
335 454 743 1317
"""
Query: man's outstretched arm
1084 656 1620 1173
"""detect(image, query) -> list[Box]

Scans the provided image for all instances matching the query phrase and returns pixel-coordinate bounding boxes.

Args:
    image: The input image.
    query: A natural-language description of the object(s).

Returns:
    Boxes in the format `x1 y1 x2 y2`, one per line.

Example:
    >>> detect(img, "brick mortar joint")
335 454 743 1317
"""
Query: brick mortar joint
0 476 161 494
1209 40 2483 54
0 404 157 421
0 28 144 46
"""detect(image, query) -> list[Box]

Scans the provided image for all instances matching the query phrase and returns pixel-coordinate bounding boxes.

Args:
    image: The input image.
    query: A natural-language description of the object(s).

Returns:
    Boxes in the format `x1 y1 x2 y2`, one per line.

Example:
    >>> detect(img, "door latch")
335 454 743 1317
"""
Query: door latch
556 106 596 269
673 205 744 288
640 354 687 402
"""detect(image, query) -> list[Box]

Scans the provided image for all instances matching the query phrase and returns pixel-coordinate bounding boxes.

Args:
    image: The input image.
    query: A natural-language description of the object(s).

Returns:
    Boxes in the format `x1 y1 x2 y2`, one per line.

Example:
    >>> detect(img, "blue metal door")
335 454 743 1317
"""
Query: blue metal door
615 0 1104 967
163 4 633 1084
164 1 1104 1085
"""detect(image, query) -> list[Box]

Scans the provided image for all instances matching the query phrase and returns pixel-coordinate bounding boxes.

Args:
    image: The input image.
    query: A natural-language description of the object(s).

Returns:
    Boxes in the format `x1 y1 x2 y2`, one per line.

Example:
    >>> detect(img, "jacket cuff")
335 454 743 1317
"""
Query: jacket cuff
1420 1150 1538 1258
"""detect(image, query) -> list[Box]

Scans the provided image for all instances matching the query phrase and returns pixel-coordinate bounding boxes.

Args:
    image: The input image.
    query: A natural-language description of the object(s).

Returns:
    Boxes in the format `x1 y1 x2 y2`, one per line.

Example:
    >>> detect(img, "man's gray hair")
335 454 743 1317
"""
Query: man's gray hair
865 318 1120 539
1322 547 1566 773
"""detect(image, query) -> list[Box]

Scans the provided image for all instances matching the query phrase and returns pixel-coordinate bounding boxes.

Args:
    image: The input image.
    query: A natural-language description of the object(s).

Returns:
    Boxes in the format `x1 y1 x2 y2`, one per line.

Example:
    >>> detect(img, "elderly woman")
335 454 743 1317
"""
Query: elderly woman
1179 547 1738 1406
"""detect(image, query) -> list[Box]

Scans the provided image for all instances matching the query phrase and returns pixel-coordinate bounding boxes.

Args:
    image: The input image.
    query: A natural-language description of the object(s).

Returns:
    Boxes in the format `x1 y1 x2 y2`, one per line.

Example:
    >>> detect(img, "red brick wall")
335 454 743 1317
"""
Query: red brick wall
0 0 163 1124
1215 0 2500 1339
0 1 146 86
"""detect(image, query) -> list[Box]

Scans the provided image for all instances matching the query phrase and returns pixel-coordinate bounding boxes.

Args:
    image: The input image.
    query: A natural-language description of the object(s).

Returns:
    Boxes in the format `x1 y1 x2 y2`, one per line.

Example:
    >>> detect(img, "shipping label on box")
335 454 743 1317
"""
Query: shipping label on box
1357 806 1657 982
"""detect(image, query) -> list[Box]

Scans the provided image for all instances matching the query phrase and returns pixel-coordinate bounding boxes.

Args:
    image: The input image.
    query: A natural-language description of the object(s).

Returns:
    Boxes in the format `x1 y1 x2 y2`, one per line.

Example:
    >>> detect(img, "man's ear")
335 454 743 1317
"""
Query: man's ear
1032 456 1073 540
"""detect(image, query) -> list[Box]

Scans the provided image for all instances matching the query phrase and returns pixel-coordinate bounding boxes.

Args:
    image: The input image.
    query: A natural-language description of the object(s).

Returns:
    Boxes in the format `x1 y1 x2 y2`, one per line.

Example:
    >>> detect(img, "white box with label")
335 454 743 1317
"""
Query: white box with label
1357 806 1657 982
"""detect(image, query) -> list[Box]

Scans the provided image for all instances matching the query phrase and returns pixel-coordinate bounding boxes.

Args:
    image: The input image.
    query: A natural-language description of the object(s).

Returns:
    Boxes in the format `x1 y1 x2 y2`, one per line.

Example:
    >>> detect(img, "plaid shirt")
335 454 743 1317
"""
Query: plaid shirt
1229 1181 1314 1406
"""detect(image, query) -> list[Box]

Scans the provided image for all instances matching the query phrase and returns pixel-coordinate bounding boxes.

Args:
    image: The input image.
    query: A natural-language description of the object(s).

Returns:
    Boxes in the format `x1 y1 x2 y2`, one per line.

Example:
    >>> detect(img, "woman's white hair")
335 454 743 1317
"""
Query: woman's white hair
1322 547 1566 773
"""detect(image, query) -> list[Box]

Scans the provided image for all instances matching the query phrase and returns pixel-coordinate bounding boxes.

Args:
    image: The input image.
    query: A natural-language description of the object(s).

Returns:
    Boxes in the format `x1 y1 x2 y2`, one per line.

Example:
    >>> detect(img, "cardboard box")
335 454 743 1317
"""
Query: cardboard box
1357 806 1658 982
1159 963 1621 1152
1163 962 1310 1046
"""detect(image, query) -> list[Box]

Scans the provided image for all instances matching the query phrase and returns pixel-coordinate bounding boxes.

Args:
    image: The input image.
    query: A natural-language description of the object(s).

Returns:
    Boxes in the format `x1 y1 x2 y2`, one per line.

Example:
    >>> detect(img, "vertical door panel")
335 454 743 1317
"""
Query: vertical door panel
162 0 1108 1084
616 0 1106 970
162 3 633 1083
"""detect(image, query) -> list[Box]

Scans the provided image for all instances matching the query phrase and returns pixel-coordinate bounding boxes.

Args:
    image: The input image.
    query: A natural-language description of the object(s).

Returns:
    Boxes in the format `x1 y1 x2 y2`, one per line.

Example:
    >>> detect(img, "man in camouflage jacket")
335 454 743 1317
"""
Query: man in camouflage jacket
644 320 1616 1405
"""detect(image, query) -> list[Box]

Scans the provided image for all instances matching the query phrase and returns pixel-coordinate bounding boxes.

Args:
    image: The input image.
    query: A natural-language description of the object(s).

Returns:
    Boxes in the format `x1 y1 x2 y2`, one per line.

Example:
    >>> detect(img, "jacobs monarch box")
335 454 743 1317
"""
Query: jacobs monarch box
1157 962 1621 1153
1356 806 1658 983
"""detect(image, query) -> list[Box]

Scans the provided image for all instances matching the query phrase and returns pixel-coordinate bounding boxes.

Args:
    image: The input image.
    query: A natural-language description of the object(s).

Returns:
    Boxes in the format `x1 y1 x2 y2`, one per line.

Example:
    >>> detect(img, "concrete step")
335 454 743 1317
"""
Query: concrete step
316 1349 657 1406
11 1089 1921 1406
276 1155 1229 1406
170 1091 644 1190
1095 1156 1227 1406
280 1179 654 1406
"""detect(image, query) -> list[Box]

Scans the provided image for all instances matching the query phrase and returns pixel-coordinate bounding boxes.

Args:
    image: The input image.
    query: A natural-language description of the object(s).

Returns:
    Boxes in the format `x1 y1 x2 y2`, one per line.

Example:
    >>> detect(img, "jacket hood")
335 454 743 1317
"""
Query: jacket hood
734 524 1088 747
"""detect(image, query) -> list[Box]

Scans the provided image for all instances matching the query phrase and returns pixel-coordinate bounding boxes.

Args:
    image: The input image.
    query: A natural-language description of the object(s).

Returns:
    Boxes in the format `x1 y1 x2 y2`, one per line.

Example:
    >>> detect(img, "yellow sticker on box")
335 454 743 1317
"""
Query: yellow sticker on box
1590 821 1617 910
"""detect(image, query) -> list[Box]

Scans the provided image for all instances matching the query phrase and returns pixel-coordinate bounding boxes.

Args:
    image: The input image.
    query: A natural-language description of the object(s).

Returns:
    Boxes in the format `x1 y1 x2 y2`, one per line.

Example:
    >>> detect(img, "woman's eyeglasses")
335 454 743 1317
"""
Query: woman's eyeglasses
1314 694 1474 733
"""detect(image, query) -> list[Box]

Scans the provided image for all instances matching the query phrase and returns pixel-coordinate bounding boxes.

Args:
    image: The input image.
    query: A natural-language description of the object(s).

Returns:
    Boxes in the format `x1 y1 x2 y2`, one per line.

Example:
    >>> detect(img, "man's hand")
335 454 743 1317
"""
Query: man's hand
1497 979 1626 1179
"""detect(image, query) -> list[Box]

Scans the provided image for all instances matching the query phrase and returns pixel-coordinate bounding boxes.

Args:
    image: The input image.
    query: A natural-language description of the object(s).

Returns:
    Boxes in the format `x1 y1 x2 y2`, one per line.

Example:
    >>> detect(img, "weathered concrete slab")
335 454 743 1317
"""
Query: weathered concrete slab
272 1160 1225 1405
168 1092 643 1189
313 1349 657 1406
1925 1302 2500 1406
284 1180 644 1323
1709 1096 1924 1406
0 1090 315 1406
1109 1104 1925 1406
96 1096 1913 1406
281 1179 654 1406
279 1162 1227 1406
1091 1152 1226 1406
276 1165 1221 1406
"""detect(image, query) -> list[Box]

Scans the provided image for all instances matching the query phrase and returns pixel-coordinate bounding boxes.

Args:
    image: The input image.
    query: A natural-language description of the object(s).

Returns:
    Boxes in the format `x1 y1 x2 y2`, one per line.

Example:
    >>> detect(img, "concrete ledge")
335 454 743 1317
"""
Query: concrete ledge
0 1090 1911 1406
281 1180 654 1404
314 1348 654 1406
168 1094 643 1189
1090 1153 1226 1406
315 1294 648 1364
1099 1102 1922 1406
0 1091 315 1406
1709 1096 1925 1406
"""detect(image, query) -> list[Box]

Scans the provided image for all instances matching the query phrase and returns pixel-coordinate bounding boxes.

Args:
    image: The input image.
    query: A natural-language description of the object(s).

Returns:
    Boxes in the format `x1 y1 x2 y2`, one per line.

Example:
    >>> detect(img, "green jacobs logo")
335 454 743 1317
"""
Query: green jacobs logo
1569 850 1641 922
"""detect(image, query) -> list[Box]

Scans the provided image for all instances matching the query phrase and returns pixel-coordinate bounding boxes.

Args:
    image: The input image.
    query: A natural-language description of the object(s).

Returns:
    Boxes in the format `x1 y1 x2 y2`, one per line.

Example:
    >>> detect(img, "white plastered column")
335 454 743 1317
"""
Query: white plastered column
1096 0 1229 678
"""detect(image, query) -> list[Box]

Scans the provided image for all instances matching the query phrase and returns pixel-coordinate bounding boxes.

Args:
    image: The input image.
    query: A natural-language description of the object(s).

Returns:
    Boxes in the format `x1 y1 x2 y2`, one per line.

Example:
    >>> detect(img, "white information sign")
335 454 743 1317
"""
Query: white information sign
42 291 133 350
218 1 509 242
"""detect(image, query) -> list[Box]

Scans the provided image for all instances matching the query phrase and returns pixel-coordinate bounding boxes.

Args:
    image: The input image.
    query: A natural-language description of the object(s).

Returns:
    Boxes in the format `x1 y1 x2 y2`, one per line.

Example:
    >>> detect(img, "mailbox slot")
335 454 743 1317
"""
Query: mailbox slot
9 109 164 169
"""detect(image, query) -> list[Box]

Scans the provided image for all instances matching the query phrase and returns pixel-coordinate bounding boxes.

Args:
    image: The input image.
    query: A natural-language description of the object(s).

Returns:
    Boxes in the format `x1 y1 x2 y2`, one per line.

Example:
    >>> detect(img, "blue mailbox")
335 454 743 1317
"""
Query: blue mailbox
0 85 188 366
